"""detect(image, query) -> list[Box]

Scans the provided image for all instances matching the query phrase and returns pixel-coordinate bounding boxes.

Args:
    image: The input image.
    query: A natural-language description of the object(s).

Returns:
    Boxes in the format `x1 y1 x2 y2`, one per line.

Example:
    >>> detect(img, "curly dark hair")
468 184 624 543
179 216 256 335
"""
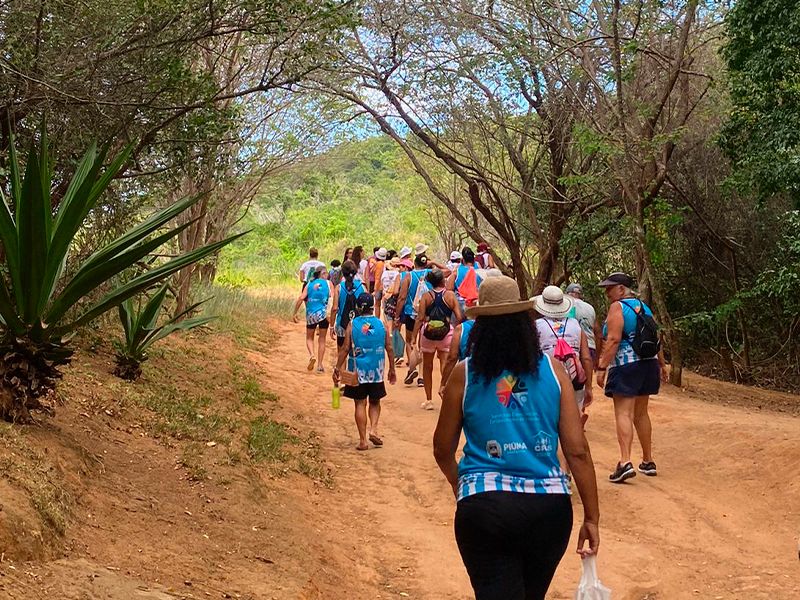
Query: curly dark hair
467 311 543 383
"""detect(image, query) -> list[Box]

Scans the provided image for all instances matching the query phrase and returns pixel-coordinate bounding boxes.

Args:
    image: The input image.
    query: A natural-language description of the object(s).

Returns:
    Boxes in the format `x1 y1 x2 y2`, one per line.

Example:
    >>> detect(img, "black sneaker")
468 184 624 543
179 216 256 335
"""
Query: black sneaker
417 377 425 388
403 369 418 385
609 462 636 483
638 461 657 476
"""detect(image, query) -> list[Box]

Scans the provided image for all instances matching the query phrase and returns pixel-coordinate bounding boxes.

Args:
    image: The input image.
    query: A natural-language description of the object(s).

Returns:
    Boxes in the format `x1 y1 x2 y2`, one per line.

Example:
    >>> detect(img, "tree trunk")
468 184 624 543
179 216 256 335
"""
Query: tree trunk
630 193 683 386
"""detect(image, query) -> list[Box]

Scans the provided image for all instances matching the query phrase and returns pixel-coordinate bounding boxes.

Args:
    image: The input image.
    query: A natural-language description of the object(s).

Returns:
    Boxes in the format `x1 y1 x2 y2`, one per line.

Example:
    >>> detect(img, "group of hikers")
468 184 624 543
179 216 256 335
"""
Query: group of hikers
292 242 668 599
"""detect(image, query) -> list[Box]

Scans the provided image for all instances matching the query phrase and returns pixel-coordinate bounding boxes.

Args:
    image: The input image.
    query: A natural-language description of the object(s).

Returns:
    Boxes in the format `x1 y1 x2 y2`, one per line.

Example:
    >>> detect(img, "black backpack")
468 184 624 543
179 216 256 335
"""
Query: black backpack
339 282 360 330
620 300 660 359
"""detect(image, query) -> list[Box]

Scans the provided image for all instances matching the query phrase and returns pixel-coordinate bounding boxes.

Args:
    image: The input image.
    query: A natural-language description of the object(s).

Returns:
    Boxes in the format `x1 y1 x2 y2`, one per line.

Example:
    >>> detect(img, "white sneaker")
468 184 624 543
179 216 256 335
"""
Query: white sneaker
420 400 435 411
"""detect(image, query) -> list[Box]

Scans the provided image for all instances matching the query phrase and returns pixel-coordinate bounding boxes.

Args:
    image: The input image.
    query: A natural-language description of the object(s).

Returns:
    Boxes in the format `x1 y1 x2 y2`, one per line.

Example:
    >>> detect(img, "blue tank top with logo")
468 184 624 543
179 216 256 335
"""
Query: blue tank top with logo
403 269 431 316
305 279 330 324
350 315 386 383
457 355 570 500
335 279 366 329
602 299 656 367
459 319 475 360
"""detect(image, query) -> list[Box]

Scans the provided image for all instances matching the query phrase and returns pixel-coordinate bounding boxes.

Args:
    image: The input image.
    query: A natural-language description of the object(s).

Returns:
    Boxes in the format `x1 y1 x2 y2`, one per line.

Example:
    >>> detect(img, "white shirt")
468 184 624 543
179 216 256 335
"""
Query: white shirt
356 259 368 281
381 269 400 294
571 298 597 350
299 259 324 282
536 317 583 356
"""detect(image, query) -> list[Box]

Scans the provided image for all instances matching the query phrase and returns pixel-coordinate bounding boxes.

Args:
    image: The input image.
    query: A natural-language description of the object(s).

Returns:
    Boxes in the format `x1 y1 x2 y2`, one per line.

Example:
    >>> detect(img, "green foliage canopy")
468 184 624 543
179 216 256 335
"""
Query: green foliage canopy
721 0 800 206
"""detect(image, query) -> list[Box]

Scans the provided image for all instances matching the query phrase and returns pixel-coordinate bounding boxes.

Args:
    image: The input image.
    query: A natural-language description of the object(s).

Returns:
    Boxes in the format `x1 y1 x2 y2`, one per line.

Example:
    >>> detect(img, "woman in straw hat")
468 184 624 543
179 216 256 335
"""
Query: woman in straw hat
532 286 594 416
433 276 600 599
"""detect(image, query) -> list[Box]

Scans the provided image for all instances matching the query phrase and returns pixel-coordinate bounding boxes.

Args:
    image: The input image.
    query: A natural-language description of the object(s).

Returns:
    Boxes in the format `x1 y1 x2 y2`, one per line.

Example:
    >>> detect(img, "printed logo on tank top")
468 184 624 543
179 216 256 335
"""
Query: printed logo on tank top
360 321 376 336
495 375 528 409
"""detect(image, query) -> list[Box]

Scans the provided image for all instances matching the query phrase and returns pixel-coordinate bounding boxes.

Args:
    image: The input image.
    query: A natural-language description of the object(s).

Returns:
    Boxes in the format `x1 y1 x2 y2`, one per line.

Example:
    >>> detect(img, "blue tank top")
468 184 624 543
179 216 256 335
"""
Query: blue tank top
459 319 475 360
336 279 366 329
350 316 386 383
457 356 570 500
602 299 656 367
403 269 430 316
305 279 330 324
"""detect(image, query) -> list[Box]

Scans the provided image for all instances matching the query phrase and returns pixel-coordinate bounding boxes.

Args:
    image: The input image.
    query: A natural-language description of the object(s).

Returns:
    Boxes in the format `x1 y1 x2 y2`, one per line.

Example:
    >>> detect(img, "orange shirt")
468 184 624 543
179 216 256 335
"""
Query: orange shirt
374 261 386 291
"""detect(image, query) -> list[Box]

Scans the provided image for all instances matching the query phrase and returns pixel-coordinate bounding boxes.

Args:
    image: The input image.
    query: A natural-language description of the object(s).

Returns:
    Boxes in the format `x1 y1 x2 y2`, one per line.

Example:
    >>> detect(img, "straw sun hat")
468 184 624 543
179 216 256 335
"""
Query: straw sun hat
466 276 534 318
532 285 574 319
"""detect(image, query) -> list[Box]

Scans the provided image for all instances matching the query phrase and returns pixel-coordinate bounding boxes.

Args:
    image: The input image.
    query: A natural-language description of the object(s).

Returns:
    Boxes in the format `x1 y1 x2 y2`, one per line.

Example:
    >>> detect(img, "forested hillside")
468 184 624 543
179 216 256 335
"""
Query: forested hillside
218 136 436 285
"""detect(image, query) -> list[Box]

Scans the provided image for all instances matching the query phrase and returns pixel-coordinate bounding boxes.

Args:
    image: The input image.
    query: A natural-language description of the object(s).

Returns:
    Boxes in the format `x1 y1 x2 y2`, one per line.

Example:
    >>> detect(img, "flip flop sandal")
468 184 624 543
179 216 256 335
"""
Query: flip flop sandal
369 434 383 447
403 369 419 385
307 357 316 371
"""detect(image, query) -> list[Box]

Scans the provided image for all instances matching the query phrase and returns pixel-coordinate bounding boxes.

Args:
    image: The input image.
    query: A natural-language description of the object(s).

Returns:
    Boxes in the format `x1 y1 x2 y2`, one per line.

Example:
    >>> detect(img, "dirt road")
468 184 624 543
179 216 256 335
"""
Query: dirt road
262 323 800 599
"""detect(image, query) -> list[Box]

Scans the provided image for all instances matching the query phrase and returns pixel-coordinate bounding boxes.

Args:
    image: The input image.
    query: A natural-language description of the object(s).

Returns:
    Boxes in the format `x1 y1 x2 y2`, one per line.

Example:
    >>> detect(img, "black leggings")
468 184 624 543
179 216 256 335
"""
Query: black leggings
454 491 573 600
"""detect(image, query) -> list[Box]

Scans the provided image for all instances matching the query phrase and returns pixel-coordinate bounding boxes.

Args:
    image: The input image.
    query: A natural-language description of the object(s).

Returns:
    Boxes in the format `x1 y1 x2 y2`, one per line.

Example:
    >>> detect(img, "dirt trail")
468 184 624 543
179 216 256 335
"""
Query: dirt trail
0 321 798 600
261 323 800 600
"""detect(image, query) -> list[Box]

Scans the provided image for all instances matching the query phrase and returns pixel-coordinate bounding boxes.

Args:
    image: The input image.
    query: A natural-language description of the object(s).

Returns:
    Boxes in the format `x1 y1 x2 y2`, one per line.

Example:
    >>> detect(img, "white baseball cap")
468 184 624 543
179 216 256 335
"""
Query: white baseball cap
450 250 463 261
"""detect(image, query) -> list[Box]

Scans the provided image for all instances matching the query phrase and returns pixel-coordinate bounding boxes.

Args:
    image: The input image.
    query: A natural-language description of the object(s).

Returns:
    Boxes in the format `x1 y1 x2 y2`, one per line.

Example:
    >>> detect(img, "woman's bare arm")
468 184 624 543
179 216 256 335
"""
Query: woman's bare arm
433 361 465 496
554 360 600 556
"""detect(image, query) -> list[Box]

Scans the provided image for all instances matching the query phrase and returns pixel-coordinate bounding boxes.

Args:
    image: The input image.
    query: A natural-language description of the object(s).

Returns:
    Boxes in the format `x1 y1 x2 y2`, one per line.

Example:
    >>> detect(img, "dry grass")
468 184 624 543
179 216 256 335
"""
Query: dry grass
0 424 71 535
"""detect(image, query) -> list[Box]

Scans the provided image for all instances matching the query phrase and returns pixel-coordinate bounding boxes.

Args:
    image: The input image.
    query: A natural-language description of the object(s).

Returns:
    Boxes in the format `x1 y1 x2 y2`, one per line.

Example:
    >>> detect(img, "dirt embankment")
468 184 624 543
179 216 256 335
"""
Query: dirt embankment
0 320 798 599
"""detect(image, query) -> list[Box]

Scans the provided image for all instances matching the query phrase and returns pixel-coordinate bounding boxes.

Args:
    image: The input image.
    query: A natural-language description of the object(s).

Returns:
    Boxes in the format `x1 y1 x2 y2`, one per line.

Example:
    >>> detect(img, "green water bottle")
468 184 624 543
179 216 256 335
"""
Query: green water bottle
331 386 341 409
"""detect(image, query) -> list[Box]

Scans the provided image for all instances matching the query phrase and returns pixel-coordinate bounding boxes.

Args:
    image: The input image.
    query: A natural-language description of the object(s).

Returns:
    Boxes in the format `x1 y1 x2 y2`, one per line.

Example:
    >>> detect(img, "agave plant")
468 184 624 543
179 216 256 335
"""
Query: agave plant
114 285 215 381
0 130 244 421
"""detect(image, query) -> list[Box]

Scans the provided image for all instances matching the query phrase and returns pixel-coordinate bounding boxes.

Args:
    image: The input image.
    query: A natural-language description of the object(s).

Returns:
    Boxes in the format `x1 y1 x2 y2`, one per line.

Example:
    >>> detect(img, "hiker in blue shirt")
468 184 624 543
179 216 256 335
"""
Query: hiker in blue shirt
596 272 668 484
330 260 367 348
292 266 332 373
434 275 600 600
334 294 397 451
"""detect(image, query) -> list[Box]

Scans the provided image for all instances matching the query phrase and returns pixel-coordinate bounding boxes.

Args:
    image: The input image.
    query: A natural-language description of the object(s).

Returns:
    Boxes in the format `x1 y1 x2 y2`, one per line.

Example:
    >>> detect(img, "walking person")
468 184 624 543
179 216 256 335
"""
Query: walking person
412 269 463 410
352 246 368 281
372 247 388 317
394 254 432 385
292 266 332 373
433 276 600 600
532 286 594 415
297 248 325 291
448 247 482 316
330 260 367 348
596 272 668 483
334 293 397 450
382 257 407 366
342 247 354 265
439 317 475 396
566 283 603 366
329 259 343 287
475 242 496 269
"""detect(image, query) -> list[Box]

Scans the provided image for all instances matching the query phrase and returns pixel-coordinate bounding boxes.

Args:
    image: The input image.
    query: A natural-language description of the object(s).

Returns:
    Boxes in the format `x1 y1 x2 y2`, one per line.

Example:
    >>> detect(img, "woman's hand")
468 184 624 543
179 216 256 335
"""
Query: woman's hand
596 369 606 388
583 386 593 408
332 368 340 386
329 327 336 340
577 521 600 557
660 363 669 383
387 368 397 385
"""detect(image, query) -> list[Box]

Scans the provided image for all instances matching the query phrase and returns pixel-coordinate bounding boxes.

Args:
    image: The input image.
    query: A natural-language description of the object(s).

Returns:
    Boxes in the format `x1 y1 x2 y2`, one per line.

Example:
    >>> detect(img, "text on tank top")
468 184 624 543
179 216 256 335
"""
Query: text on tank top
457 355 570 500
602 299 657 367
350 316 386 383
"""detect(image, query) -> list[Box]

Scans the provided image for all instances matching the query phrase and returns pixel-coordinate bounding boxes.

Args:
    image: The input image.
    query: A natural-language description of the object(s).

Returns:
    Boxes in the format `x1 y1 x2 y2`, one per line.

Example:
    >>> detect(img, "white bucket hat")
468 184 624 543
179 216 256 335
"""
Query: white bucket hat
532 285 574 319
399 246 412 259
376 247 388 260
414 242 429 255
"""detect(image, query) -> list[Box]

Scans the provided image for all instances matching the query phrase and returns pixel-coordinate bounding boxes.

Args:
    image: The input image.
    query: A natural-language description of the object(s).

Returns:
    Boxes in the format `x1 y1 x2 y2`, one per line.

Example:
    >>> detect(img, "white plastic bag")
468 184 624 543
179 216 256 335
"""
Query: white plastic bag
574 556 611 600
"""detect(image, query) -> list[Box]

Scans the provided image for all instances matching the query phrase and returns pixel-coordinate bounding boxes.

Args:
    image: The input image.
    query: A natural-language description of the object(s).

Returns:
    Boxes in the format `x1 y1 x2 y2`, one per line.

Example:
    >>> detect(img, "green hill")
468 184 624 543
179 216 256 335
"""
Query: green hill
218 136 436 286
